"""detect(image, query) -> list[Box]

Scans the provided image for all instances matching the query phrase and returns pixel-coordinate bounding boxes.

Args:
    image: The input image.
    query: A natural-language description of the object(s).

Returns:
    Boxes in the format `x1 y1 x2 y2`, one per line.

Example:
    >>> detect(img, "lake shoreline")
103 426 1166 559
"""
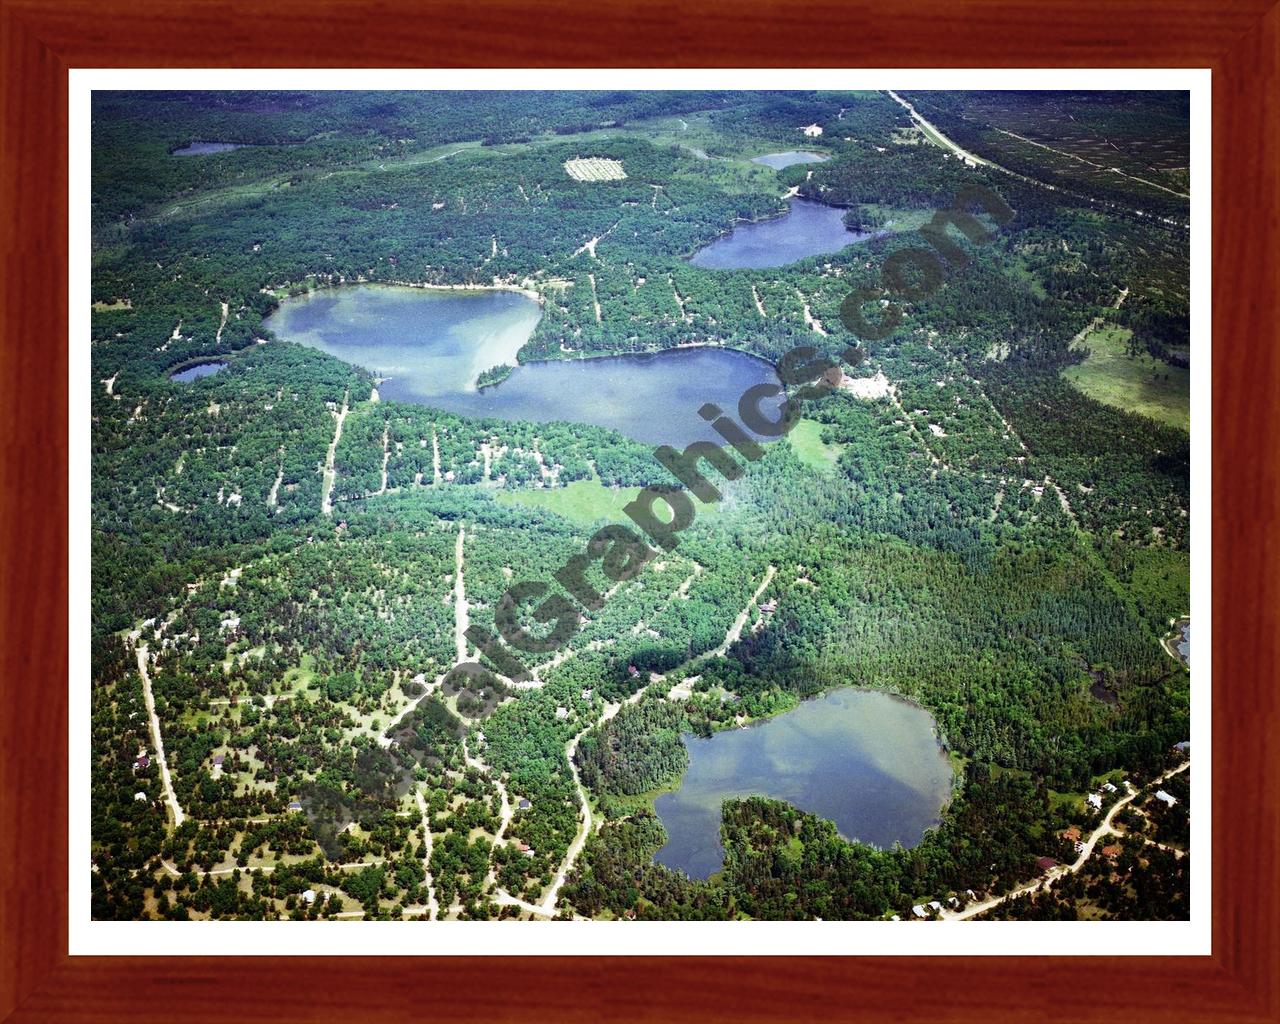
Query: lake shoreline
653 686 957 878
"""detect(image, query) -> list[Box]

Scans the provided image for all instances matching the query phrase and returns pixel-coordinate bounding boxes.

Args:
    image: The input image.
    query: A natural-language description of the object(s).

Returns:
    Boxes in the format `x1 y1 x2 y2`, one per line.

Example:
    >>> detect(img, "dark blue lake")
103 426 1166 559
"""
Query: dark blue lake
265 285 783 447
689 198 869 270
654 688 953 879
169 360 228 382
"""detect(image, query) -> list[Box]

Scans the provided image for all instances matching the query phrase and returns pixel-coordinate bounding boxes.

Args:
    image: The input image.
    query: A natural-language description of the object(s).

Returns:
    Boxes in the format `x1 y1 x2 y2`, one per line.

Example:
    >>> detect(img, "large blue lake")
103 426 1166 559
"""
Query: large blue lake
689 197 869 269
654 688 953 879
265 285 783 447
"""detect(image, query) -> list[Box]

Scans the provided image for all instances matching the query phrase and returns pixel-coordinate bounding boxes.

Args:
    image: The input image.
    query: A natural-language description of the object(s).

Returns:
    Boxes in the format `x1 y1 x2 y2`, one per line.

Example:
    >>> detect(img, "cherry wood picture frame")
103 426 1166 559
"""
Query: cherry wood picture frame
2 1 1276 1020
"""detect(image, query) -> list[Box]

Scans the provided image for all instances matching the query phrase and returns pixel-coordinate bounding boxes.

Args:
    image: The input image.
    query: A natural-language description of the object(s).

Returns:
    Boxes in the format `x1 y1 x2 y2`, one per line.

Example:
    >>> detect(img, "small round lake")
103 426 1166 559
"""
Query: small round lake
265 285 783 447
689 197 869 270
654 688 953 880
169 360 228 382
751 151 828 170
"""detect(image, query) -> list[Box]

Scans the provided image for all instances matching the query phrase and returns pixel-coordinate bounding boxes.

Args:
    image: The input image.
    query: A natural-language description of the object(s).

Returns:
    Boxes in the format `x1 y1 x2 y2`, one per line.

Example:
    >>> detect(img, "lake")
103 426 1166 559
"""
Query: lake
172 142 247 156
653 688 953 879
266 285 783 447
689 197 869 269
751 151 828 170
169 360 228 382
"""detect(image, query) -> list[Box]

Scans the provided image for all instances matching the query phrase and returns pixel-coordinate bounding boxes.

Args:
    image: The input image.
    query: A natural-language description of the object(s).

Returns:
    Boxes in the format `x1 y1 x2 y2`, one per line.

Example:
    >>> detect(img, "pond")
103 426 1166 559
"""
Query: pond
1177 622 1190 662
169 360 228 382
751 151 828 170
688 197 869 270
265 285 783 447
653 688 953 880
171 142 248 156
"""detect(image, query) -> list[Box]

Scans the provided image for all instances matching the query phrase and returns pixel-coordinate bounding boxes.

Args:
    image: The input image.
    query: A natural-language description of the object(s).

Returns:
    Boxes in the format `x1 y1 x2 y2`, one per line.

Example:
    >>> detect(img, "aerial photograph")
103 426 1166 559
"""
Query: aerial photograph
90 89 1192 923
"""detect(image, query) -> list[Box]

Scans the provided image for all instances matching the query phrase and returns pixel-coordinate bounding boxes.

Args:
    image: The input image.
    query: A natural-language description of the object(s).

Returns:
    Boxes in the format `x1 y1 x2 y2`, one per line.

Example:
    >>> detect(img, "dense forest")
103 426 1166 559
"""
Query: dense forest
90 89 1192 923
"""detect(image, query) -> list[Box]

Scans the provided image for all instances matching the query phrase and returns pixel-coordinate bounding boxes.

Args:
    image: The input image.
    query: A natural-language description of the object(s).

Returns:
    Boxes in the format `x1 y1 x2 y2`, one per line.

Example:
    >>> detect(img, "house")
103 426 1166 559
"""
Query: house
1102 781 1117 793
800 123 824 137
1101 844 1122 862
133 791 147 802
133 755 150 771
627 665 640 678
890 915 901 921
1174 740 1191 753
581 689 593 700
302 889 317 905
964 889 976 900
1155 790 1178 806
1035 857 1057 872
555 706 570 721
947 896 959 908
1087 793 1103 809
288 800 303 812
518 798 531 810
760 599 778 613
1061 826 1082 844
928 901 942 913
911 905 928 919
517 841 531 852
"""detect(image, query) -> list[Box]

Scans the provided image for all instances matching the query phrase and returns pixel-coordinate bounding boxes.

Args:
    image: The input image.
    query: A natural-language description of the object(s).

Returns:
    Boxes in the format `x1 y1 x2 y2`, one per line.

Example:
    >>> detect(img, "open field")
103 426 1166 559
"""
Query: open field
495 477 643 524
564 157 627 181
788 419 842 473
1062 324 1190 430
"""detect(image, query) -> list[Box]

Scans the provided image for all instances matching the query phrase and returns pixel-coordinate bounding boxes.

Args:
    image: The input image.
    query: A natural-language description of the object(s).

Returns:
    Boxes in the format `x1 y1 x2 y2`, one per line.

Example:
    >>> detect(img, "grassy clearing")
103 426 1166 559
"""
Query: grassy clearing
496 476 731 526
788 419 842 473
1062 324 1190 430
495 478 643 525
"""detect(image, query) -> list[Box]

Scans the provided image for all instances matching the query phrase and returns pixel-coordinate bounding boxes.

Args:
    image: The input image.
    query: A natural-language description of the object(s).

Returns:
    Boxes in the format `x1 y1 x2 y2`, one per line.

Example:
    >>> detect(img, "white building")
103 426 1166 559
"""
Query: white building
800 124 823 137
1155 789 1178 806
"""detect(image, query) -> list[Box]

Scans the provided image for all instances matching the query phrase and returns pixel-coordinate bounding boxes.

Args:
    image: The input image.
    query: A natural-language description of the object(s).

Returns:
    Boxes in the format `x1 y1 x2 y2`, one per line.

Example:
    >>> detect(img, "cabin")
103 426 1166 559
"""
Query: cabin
1061 826 1082 844
1155 790 1178 806
1035 857 1057 871
1101 844 1122 862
